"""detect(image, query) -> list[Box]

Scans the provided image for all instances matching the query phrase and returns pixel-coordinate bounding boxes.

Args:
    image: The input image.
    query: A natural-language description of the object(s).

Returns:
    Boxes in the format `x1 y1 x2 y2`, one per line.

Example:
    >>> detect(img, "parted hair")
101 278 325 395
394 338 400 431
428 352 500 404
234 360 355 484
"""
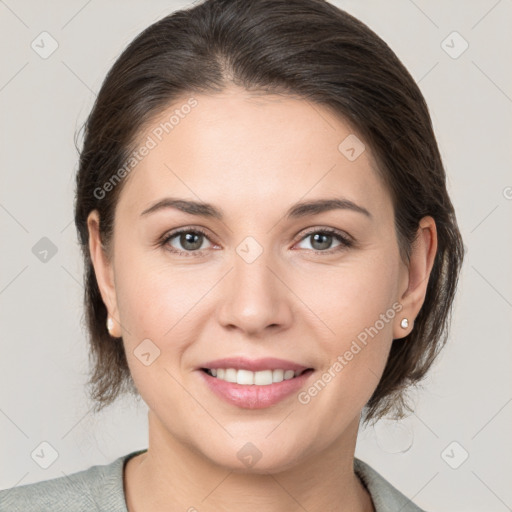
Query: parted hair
74 0 465 423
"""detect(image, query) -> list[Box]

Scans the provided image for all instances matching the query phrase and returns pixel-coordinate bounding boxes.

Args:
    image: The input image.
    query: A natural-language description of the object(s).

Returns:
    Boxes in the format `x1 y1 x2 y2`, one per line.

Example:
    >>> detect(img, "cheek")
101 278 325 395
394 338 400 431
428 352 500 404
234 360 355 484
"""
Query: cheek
297 253 399 403
296 251 400 339
113 239 206 337
113 257 215 386
113 264 199 409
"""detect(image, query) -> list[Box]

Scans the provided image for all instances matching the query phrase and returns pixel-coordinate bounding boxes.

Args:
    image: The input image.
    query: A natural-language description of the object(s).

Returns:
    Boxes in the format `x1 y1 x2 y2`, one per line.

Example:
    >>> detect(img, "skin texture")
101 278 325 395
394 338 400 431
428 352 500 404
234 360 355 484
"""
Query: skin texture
88 85 437 511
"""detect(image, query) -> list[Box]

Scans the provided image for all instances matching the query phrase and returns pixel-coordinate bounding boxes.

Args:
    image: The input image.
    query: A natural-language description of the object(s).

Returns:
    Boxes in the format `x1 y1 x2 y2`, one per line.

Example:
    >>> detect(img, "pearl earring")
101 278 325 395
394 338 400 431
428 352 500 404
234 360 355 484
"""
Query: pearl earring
400 318 409 329
106 316 114 334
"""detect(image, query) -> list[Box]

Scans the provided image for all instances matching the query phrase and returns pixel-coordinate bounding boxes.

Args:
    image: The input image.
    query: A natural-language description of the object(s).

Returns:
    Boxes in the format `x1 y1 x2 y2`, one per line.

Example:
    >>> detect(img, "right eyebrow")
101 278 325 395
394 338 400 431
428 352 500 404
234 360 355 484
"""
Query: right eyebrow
140 198 223 219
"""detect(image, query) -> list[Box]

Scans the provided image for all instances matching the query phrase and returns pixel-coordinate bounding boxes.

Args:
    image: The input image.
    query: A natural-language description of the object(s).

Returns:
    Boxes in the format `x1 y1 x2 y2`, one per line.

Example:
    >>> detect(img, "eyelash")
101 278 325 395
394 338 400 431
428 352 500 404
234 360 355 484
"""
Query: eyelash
158 226 354 257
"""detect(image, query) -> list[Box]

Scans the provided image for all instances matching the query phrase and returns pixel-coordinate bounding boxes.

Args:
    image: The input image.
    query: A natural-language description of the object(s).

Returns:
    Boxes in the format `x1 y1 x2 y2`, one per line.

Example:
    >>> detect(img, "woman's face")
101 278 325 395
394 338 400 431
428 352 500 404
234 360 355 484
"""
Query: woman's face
89 85 430 473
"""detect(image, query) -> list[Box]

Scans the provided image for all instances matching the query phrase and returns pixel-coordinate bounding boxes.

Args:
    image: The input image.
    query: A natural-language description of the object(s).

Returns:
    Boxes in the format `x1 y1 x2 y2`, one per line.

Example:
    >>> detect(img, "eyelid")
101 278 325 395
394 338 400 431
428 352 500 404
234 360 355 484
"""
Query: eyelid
159 226 216 251
293 226 354 244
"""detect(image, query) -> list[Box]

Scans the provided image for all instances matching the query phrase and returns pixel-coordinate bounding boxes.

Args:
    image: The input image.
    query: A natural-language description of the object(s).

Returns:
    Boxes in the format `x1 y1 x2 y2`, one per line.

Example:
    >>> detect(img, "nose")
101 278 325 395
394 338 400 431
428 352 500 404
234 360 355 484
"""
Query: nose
216 247 294 336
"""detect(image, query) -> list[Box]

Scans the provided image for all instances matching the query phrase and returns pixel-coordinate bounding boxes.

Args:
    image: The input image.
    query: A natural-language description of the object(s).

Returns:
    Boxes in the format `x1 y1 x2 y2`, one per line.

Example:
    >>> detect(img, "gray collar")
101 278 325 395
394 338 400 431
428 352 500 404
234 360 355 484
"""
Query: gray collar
0 449 425 511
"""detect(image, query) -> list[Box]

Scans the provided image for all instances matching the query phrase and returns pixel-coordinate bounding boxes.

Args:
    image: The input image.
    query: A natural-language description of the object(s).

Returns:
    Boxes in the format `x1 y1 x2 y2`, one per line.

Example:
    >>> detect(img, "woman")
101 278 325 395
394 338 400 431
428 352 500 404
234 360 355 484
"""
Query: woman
0 0 464 510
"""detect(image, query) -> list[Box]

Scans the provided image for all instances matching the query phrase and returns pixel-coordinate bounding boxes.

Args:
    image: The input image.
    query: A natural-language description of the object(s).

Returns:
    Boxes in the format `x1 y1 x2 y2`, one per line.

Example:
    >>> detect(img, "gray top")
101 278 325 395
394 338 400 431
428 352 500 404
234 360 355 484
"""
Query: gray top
0 449 426 511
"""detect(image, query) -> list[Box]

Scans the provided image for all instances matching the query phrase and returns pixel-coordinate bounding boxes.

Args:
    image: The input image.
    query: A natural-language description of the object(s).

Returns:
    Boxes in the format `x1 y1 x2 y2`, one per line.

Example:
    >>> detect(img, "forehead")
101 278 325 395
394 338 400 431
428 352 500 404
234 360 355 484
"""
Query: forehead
117 86 391 219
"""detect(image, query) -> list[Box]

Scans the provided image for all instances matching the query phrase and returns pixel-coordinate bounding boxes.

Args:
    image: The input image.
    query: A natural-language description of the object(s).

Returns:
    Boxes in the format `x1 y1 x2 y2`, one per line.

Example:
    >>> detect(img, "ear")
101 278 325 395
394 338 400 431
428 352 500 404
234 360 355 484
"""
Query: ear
87 210 122 337
394 215 438 339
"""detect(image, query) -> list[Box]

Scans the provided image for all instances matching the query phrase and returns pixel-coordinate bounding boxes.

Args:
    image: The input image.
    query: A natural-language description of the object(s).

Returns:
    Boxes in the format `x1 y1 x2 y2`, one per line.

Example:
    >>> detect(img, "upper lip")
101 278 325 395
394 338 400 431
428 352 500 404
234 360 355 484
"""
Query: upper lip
198 357 312 373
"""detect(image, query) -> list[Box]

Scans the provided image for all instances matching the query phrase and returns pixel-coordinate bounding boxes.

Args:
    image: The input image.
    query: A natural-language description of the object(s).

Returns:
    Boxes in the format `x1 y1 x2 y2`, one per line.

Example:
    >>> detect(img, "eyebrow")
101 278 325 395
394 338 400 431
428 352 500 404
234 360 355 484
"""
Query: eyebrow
140 197 372 220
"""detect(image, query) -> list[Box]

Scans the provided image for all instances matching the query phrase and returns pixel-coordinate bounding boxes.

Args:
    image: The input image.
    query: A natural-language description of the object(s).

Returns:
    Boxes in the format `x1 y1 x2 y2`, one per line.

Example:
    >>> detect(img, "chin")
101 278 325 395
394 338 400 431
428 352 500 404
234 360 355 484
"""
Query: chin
203 441 308 475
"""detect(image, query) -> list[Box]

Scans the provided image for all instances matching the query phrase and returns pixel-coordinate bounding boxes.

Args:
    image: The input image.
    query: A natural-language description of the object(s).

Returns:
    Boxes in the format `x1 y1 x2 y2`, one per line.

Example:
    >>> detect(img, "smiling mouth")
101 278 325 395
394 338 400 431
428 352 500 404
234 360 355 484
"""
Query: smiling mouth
200 367 314 386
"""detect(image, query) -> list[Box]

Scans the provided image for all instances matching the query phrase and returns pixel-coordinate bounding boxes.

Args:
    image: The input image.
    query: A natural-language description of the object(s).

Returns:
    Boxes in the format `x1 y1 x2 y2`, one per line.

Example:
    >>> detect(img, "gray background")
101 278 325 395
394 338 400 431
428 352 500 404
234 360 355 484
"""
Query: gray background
1 1 511 510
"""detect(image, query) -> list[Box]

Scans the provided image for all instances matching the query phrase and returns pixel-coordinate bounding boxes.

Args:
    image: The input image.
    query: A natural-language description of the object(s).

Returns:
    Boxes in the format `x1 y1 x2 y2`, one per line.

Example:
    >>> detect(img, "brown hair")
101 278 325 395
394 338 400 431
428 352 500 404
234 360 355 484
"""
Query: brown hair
74 0 465 423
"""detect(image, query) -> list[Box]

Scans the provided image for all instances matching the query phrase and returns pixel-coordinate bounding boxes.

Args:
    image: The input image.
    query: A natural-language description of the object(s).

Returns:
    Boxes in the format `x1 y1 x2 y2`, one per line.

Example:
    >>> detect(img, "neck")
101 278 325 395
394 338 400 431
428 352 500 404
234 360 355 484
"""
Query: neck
124 412 374 512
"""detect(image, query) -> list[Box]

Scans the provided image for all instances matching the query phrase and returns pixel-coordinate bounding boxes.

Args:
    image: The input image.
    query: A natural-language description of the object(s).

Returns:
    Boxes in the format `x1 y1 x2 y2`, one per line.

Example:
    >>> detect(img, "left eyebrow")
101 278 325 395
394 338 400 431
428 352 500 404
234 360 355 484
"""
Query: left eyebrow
285 198 372 220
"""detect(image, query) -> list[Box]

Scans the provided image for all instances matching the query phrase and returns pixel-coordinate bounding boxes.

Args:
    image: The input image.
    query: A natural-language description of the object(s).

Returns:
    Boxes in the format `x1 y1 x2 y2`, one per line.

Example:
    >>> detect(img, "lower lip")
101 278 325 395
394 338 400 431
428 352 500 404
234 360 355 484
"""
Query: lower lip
197 369 314 409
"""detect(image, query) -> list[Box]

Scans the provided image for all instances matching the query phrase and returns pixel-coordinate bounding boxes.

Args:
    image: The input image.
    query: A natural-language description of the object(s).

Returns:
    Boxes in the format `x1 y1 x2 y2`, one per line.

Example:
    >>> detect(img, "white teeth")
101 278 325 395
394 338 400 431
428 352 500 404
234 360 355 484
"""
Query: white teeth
237 369 254 385
272 369 284 383
225 368 237 383
206 368 306 385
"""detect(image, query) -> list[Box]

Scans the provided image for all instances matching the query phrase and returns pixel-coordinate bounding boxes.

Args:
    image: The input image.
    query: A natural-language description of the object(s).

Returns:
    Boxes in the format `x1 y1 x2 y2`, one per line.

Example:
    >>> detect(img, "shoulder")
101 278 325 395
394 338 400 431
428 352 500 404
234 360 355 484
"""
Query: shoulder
354 458 428 512
0 449 146 512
